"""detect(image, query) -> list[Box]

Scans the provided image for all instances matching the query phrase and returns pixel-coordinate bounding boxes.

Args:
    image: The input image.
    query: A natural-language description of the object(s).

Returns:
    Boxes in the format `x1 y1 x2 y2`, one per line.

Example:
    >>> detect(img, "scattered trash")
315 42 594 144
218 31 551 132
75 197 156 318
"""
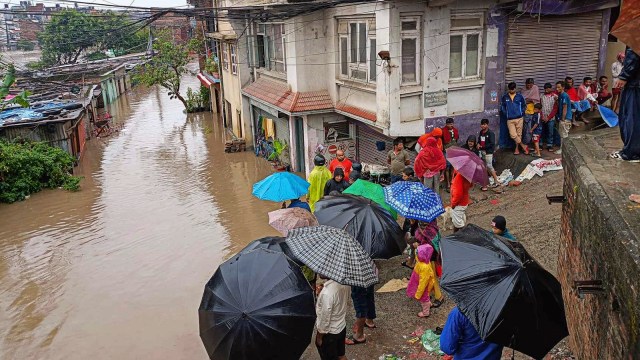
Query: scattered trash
516 158 563 182
410 326 425 337
421 329 444 355
377 278 409 293
490 199 499 205
630 194 640 204
378 354 400 360
490 169 514 186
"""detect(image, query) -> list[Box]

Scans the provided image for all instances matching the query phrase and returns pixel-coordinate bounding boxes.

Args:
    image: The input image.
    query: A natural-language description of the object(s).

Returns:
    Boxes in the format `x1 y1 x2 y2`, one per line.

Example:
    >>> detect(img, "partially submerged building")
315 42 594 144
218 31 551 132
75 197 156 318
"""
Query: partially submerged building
0 100 90 161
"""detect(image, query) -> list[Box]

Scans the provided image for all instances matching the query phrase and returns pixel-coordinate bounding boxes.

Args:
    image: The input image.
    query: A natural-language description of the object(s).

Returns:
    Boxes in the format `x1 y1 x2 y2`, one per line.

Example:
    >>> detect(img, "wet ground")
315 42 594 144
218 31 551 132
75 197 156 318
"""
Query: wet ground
302 170 566 360
0 75 282 359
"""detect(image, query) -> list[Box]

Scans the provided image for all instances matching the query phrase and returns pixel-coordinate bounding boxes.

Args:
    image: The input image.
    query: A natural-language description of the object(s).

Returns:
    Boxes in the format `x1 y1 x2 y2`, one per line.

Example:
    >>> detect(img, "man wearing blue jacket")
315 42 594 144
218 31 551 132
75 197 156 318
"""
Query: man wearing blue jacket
613 48 640 162
440 307 503 360
500 82 529 155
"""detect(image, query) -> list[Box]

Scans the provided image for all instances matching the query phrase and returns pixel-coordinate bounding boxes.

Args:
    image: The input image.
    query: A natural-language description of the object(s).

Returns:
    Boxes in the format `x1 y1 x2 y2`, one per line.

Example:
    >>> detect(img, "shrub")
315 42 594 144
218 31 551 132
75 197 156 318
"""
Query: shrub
0 139 81 203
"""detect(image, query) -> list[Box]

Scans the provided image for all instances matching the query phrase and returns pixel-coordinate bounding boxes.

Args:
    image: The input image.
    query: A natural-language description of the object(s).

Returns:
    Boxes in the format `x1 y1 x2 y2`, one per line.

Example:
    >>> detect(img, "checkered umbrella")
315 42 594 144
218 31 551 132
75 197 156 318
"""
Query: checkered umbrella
383 181 445 222
285 225 378 288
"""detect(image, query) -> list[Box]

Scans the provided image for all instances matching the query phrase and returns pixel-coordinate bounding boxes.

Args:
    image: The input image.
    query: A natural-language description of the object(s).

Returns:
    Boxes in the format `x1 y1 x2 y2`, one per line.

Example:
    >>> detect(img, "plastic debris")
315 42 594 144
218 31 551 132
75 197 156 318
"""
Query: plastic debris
421 329 444 355
378 354 400 360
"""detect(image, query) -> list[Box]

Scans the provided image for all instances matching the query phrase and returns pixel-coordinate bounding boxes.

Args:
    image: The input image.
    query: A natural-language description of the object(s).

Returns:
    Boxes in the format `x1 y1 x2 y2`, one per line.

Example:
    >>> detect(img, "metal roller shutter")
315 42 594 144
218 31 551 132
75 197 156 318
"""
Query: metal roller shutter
506 12 603 88
357 124 417 166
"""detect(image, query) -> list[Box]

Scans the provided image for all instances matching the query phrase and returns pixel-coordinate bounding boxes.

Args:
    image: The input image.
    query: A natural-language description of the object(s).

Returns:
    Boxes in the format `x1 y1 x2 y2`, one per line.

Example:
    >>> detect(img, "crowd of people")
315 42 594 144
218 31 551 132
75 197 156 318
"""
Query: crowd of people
305 148 516 359
310 47 640 359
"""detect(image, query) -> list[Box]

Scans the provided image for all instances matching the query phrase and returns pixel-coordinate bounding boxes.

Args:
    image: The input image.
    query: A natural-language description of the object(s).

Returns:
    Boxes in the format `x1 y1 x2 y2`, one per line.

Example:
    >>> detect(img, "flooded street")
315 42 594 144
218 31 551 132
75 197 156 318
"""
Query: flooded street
0 76 280 359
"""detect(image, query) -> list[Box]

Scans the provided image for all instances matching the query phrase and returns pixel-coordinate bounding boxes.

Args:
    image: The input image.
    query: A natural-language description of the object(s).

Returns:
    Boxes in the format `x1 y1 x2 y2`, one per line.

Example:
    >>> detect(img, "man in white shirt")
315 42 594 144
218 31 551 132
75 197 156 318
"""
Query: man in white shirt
315 278 350 360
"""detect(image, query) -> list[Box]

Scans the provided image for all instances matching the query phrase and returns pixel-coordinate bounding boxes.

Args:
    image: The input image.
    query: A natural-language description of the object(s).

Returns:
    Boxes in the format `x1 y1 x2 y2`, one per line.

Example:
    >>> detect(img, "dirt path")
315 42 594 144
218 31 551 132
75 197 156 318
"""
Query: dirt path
302 170 566 360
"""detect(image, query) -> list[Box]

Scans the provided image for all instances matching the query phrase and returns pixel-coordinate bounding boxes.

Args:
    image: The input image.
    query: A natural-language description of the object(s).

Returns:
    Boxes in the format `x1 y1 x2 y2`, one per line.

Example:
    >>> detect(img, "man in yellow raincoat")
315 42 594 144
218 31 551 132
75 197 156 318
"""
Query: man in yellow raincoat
308 155 332 212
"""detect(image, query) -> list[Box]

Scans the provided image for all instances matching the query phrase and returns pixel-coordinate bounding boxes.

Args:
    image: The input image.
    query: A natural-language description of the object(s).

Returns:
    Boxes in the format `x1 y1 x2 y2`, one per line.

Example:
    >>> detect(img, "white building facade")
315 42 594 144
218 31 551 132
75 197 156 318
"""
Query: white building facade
211 0 616 175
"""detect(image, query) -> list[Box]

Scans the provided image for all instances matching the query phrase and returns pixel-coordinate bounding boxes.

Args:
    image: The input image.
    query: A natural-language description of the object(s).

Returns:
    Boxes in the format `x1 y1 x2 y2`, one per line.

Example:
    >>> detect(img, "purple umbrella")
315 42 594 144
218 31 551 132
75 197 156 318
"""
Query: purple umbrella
445 147 489 187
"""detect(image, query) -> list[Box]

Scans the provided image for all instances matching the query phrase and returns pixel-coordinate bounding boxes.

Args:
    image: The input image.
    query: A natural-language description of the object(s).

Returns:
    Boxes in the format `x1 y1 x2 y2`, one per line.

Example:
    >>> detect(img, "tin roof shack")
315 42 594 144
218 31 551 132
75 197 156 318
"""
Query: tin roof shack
0 101 88 162
100 63 134 105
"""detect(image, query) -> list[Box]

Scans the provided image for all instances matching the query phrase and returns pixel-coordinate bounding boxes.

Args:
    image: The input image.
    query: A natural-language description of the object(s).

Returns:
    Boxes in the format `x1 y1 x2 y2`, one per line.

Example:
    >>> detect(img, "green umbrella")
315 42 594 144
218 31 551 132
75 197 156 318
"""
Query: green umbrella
343 179 397 219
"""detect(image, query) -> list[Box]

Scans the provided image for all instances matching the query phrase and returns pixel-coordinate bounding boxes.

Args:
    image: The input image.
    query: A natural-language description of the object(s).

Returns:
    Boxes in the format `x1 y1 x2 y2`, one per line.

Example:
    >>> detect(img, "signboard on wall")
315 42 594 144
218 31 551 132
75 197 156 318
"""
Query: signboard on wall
424 90 448 107
322 139 356 160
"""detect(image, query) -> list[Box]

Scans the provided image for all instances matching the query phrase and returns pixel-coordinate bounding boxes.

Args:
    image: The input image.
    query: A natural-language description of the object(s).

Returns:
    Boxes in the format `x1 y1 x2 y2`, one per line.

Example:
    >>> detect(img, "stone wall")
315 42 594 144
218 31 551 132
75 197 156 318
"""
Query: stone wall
560 130 640 359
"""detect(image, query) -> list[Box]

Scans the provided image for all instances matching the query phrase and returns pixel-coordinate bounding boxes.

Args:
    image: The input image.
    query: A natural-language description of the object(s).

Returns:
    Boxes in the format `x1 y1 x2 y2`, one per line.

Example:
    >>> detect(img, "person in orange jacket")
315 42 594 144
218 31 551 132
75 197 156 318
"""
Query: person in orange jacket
450 170 471 232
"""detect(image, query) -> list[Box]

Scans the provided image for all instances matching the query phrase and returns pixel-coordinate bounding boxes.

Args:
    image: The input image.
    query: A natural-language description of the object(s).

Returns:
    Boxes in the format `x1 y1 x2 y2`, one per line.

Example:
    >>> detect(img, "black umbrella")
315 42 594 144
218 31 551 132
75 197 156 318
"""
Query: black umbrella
198 248 316 360
239 236 301 264
314 194 404 259
439 224 568 359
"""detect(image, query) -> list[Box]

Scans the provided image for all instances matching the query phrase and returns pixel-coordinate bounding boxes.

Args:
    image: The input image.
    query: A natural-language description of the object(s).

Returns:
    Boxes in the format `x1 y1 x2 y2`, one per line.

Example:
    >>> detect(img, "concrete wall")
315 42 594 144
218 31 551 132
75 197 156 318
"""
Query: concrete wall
217 18 253 143
424 1 504 144
560 130 640 359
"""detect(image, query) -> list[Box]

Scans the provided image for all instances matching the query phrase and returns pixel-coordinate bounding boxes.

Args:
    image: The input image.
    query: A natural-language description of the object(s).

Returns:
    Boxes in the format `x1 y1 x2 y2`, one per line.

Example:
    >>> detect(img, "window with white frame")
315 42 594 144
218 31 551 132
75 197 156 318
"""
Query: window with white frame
449 15 483 81
221 41 229 71
401 17 420 84
338 19 376 83
251 23 286 73
230 44 238 75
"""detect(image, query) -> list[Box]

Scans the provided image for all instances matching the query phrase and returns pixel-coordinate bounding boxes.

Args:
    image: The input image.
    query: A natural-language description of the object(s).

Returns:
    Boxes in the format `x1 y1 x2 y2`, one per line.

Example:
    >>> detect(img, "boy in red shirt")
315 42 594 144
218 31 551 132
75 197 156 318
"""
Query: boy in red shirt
441 118 459 192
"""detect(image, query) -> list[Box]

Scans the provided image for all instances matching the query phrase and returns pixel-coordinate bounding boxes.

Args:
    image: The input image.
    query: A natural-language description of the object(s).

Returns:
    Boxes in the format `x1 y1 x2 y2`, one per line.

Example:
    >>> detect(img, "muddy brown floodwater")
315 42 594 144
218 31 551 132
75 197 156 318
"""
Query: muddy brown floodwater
0 75 281 359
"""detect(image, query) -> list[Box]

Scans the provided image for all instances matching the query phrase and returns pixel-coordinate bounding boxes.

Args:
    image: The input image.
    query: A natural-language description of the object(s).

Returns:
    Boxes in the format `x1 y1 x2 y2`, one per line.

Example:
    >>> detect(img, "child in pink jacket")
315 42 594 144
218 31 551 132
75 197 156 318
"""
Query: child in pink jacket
406 244 442 318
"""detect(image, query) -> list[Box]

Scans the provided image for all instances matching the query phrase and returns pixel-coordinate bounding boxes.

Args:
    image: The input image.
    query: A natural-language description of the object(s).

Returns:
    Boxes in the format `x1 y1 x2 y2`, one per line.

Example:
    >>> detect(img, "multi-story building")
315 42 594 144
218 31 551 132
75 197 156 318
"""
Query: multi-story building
210 0 617 175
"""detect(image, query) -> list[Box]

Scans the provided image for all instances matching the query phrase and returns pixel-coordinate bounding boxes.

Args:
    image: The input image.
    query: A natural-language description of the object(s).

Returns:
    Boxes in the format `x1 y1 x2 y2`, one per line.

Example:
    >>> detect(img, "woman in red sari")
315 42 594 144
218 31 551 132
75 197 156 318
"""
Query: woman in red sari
414 137 446 193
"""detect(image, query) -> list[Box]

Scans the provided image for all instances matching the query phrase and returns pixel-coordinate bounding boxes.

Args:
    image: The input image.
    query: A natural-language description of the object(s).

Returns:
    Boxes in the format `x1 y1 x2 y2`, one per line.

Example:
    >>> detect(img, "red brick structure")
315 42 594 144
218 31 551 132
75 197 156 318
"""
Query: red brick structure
560 128 640 359
151 11 191 44
18 19 42 42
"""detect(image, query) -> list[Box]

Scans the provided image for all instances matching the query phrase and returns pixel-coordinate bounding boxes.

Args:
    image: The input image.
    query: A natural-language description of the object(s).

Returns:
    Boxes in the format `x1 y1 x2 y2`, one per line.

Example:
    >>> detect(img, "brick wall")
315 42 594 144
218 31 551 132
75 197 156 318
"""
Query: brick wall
560 135 640 359
18 19 42 42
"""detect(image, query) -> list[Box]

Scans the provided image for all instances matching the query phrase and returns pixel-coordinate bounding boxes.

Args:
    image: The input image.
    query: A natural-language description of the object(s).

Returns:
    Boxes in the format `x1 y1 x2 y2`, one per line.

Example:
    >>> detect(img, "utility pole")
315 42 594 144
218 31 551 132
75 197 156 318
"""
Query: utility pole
5 21 10 50
213 0 227 129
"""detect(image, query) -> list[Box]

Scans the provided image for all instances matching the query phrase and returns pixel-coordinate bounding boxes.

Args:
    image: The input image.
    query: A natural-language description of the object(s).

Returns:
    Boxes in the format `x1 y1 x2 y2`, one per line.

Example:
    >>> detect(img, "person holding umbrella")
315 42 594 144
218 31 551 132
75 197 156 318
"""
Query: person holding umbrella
440 306 504 359
450 169 471 233
445 147 489 232
439 225 569 359
315 274 351 360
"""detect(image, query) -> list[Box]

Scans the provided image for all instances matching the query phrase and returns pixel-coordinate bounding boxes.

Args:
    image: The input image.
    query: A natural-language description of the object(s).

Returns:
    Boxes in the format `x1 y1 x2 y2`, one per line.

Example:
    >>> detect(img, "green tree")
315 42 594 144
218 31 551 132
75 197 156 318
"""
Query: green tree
37 10 148 66
38 9 100 65
1 64 30 110
98 12 148 57
134 32 193 109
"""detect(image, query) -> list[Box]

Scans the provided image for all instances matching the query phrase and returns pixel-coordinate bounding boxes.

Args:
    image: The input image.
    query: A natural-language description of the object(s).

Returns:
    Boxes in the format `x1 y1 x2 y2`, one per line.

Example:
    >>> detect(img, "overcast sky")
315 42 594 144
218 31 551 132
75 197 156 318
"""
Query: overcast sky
1 0 191 10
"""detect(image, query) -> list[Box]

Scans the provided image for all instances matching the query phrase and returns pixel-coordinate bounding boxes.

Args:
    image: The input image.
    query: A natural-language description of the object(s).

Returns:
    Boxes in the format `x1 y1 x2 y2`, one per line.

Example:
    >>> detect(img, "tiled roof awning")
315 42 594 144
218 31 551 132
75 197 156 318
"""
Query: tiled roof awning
242 78 333 114
336 102 377 122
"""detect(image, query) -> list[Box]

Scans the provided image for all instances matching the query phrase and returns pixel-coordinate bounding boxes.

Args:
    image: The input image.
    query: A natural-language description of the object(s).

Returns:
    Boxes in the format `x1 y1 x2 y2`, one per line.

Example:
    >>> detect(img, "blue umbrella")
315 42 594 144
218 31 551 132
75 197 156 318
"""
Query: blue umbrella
383 181 445 222
597 105 618 127
252 172 310 202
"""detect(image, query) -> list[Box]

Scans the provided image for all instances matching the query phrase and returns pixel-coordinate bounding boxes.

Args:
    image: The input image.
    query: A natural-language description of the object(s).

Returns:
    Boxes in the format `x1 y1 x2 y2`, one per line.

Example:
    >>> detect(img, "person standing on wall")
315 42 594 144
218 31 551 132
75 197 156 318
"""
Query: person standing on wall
612 48 640 163
500 82 529 155
388 138 410 183
329 150 353 180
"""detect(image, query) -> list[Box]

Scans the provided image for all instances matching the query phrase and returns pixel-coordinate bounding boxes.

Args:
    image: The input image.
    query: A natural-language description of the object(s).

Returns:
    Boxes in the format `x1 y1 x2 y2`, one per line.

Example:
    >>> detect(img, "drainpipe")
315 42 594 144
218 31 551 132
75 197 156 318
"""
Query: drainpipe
214 0 227 129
